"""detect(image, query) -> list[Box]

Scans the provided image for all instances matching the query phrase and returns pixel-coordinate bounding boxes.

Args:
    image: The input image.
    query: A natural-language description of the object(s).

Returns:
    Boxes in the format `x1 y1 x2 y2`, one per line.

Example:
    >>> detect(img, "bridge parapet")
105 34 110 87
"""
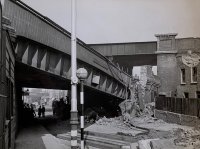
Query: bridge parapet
89 42 157 56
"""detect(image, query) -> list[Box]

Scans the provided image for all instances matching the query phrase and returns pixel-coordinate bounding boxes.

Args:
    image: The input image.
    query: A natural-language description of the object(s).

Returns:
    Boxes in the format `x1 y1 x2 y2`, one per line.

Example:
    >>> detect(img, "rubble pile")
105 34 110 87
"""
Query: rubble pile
143 102 155 116
88 65 200 148
96 116 131 129
174 128 200 148
118 100 156 127
130 115 164 126
95 116 144 136
93 112 200 148
119 66 159 121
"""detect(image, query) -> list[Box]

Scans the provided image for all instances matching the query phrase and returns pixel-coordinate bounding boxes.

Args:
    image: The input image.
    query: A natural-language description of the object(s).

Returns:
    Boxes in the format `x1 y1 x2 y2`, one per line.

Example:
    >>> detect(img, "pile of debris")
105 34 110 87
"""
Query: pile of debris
94 115 200 148
118 67 158 122
96 116 133 130
86 65 200 148
174 128 200 148
95 116 146 136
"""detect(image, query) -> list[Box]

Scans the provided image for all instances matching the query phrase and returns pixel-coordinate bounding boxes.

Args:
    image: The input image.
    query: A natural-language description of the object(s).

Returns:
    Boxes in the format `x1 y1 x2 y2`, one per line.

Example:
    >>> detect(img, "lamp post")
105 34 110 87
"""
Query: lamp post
70 0 79 148
77 68 88 149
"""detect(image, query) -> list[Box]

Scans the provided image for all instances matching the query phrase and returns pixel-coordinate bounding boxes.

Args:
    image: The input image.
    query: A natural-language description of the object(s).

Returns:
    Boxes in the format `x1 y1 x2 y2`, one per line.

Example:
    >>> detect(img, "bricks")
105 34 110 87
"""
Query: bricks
166 111 181 125
150 139 176 149
155 109 200 127
130 142 138 149
180 114 197 127
138 139 159 149
154 109 167 122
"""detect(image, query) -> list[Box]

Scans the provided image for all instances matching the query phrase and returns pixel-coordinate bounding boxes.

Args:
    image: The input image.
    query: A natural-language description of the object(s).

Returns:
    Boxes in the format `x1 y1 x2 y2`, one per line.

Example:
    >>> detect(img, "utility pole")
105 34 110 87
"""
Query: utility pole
70 0 78 148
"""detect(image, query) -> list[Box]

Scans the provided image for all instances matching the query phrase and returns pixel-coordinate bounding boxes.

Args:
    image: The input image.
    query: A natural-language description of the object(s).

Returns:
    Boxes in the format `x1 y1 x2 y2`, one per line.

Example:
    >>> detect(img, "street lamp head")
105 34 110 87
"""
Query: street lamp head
77 68 88 80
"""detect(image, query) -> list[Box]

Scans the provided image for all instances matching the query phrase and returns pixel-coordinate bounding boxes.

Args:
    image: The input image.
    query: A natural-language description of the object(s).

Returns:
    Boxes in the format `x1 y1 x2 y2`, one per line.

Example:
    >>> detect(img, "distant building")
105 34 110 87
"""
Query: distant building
24 88 68 105
132 65 160 104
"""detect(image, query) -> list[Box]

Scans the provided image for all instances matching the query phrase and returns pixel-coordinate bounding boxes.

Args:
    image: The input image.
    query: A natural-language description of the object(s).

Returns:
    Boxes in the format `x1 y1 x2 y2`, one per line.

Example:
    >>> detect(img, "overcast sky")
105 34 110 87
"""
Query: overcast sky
21 0 200 44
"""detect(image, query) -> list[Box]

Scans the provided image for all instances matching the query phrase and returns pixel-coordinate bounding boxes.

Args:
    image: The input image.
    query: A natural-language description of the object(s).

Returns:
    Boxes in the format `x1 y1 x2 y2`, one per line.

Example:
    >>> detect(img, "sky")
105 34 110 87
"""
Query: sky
20 0 200 44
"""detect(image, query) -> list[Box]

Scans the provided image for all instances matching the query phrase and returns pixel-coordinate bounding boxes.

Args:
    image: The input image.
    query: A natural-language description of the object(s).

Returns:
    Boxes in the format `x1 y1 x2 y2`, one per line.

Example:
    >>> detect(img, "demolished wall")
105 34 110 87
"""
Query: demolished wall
119 65 160 119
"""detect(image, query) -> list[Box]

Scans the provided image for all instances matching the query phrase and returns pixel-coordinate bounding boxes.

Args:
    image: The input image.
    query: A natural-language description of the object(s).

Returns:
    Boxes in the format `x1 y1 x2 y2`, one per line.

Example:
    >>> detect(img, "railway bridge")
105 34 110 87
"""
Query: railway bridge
3 0 131 102
0 1 133 148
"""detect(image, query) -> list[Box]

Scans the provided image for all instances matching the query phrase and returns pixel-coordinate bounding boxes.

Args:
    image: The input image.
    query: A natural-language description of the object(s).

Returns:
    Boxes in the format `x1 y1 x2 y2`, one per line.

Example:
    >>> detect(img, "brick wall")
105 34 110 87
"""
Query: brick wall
155 34 179 96
157 54 179 96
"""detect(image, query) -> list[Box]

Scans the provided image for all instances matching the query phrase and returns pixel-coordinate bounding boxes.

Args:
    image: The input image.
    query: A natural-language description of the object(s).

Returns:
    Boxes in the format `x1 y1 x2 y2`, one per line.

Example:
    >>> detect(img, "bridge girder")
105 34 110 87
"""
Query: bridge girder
15 37 130 100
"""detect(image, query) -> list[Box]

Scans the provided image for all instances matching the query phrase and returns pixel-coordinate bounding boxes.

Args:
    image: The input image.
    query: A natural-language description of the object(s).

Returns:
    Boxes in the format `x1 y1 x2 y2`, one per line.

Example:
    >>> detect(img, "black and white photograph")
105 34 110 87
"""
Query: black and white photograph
0 0 200 148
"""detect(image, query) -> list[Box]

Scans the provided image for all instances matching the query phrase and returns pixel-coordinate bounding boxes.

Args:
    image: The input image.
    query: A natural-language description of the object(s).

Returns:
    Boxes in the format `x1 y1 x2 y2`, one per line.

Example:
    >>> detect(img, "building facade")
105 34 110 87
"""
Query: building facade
156 34 200 98
0 12 16 149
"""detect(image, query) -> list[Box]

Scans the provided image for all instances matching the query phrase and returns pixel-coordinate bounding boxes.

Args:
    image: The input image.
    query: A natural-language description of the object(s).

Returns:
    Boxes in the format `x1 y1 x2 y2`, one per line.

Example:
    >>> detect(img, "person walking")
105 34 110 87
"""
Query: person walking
38 106 42 118
41 105 45 117
31 105 36 118
52 98 57 116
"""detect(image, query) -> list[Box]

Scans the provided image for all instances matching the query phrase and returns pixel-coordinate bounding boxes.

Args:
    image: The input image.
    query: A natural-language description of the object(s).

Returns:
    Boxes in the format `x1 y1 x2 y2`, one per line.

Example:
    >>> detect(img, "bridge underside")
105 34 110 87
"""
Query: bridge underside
16 62 123 115
16 62 71 90
111 54 157 73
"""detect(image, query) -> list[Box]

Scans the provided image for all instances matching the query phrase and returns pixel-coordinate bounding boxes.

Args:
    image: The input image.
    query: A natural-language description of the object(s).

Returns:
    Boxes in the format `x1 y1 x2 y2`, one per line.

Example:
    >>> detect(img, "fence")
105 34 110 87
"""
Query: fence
155 96 200 117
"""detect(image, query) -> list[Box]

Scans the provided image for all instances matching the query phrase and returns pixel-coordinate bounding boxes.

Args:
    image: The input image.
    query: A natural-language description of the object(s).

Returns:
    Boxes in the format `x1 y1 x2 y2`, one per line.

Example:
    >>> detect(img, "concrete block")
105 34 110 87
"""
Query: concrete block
138 139 159 149
180 114 197 127
154 109 167 122
155 110 200 127
130 143 138 149
122 145 131 149
166 111 181 124
150 139 176 149
195 117 200 128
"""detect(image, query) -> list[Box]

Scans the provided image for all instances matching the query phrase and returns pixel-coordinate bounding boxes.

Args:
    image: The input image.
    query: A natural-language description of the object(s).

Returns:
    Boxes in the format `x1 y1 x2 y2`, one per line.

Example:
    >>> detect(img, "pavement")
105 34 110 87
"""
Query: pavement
15 115 200 149
15 123 71 149
15 117 99 149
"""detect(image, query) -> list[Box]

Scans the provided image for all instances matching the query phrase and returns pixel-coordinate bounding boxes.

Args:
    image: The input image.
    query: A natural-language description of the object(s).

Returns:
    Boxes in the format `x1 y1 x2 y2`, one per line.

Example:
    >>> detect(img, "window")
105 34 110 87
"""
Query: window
6 78 11 120
184 92 189 98
191 67 197 83
181 69 186 84
196 92 200 98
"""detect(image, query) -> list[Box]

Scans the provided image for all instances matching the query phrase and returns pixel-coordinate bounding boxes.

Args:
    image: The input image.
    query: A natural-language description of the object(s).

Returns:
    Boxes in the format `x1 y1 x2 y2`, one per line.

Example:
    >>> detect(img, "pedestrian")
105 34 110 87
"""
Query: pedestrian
38 106 42 118
41 105 45 117
66 96 71 119
52 98 57 116
31 104 36 118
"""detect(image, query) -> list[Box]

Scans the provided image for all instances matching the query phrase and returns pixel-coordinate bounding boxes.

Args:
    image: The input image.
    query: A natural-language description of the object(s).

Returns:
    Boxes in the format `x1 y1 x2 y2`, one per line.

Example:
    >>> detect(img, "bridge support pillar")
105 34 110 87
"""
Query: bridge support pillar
155 33 178 97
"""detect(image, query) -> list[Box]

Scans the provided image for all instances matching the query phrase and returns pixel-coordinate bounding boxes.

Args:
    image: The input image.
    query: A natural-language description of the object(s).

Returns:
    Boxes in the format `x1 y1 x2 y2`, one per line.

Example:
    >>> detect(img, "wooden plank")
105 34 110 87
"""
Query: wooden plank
167 97 171 112
175 98 182 114
197 99 200 117
182 98 186 115
188 98 195 116
155 96 163 110
156 97 200 117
